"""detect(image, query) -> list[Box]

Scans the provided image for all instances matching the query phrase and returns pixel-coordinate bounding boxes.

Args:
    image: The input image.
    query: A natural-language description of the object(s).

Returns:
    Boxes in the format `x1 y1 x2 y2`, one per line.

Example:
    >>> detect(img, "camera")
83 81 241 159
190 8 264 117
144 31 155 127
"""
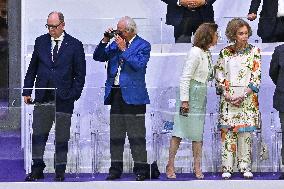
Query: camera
104 30 121 39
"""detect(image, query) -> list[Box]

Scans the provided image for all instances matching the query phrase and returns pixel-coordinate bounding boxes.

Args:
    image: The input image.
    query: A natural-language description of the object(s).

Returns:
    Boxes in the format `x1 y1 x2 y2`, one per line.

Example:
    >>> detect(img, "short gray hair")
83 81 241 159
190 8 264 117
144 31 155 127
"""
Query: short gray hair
48 11 65 22
119 16 137 34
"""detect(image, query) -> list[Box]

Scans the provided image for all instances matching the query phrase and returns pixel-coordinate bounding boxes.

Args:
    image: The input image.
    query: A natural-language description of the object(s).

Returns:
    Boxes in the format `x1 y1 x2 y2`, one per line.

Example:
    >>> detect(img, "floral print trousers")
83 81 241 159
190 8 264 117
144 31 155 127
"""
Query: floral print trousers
221 130 252 173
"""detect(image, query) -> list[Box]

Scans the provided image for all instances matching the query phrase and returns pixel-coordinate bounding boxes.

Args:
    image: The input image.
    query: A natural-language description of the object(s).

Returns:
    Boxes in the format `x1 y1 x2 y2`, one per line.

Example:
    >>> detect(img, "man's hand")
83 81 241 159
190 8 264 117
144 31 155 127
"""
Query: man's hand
24 96 32 104
247 13 257 21
115 35 127 51
181 0 206 9
102 27 114 43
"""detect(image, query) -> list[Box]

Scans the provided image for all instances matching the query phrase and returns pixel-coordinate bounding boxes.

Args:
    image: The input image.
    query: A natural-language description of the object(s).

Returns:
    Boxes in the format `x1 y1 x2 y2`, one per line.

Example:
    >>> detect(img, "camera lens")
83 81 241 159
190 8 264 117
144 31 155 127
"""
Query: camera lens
104 30 117 39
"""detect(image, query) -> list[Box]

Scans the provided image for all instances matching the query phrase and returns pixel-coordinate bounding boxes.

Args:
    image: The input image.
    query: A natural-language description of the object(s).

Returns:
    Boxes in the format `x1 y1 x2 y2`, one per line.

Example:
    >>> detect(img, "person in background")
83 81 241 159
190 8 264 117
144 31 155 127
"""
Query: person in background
161 0 216 43
248 0 284 42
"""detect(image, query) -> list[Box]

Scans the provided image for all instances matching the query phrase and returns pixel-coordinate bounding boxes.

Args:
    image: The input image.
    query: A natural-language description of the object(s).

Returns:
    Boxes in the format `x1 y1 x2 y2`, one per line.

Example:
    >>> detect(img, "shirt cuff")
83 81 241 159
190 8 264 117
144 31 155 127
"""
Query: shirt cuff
248 83 259 93
177 0 181 6
204 0 208 5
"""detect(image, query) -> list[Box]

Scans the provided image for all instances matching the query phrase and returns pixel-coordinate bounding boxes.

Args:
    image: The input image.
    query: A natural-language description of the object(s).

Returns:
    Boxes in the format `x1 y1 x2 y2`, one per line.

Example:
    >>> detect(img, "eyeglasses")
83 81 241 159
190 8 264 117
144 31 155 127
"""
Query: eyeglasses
45 22 63 30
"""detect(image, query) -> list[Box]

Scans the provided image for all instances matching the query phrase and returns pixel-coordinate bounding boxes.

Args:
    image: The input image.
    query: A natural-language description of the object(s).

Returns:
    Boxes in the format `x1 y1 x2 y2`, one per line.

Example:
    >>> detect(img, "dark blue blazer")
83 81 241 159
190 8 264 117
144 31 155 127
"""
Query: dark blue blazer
22 32 86 113
161 0 216 26
269 44 284 112
249 0 279 38
93 35 150 105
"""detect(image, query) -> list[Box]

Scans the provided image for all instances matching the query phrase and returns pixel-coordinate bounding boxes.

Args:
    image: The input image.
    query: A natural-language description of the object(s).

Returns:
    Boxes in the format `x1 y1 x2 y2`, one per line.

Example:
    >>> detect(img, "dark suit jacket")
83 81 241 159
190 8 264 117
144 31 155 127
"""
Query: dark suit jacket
269 44 284 112
161 0 216 26
22 32 86 113
249 0 279 38
93 35 150 105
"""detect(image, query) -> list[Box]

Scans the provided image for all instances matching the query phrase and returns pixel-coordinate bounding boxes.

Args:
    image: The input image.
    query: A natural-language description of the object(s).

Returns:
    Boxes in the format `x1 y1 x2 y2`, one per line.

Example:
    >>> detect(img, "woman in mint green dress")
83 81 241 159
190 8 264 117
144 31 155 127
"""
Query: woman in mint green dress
166 23 218 179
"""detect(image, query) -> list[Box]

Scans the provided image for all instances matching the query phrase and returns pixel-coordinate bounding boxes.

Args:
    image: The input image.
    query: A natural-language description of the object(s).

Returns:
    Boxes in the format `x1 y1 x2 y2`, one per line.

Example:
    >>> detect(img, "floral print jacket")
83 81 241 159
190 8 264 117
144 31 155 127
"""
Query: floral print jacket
215 44 261 132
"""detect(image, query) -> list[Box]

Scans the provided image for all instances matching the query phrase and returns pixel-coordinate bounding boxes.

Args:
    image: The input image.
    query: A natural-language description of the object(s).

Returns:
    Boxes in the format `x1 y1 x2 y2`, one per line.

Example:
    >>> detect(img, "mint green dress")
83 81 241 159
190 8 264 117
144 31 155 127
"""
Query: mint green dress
172 50 213 142
172 79 207 141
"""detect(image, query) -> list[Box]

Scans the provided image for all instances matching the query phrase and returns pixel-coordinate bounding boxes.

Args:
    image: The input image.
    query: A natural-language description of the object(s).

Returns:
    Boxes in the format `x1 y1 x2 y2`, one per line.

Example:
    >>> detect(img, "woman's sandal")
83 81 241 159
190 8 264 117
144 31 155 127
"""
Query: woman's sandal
194 169 204 179
166 165 176 179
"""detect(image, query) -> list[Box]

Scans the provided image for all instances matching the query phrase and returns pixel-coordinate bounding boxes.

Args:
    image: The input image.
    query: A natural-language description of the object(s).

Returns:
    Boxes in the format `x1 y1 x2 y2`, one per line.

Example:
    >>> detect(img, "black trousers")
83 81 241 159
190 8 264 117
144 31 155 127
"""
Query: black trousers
262 17 284 43
174 10 203 43
31 102 71 174
279 112 284 165
109 87 147 175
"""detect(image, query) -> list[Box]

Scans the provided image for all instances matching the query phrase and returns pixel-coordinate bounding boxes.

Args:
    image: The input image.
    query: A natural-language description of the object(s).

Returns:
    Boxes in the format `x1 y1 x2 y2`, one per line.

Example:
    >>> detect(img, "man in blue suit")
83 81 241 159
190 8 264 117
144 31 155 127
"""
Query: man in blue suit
93 16 150 181
161 0 216 43
248 0 284 42
23 11 86 181
269 44 284 180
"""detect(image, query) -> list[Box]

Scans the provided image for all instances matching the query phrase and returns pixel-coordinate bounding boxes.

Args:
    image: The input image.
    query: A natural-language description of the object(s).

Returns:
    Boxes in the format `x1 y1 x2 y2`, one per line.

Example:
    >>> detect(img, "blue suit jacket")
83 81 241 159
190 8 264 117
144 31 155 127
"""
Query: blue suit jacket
161 0 216 26
22 32 86 113
249 0 279 38
93 35 150 105
269 44 284 112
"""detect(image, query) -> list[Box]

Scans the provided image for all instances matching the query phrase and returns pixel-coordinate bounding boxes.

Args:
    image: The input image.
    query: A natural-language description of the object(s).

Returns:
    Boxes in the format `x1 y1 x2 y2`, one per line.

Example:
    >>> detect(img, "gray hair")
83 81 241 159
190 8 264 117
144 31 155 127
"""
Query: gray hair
119 16 137 34
48 11 65 22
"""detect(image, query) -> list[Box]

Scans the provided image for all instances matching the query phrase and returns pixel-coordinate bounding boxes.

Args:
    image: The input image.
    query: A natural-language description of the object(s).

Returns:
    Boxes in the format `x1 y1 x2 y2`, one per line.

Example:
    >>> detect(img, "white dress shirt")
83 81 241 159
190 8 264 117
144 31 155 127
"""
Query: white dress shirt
278 0 284 17
114 35 136 85
51 32 64 61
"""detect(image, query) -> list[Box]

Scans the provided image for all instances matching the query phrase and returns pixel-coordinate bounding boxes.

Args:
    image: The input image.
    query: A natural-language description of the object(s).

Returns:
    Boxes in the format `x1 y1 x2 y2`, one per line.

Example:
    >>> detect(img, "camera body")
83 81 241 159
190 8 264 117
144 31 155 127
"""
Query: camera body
104 30 122 38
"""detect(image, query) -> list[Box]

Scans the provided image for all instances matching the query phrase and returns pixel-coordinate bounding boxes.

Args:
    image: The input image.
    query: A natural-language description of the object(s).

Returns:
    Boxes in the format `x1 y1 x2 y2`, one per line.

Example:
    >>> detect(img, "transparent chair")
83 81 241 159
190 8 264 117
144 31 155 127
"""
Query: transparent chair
270 111 283 173
150 87 193 174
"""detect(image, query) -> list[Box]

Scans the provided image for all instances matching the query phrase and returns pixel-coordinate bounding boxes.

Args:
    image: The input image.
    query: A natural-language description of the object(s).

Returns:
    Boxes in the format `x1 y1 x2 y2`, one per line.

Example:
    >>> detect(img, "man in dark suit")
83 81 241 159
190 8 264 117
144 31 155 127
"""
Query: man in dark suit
93 16 150 181
161 0 216 43
248 0 284 42
269 44 284 180
23 11 86 181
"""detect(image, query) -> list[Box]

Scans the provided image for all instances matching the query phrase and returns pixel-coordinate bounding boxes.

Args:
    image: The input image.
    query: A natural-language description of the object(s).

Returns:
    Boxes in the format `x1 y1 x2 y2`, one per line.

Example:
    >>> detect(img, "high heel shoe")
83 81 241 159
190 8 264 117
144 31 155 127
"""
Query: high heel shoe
166 165 176 179
193 169 204 179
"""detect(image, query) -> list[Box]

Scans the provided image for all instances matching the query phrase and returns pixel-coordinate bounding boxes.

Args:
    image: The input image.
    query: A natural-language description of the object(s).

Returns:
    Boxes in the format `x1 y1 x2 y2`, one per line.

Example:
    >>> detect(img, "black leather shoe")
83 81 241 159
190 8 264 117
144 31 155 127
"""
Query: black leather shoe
54 173 65 182
279 173 284 180
136 174 146 181
25 172 44 181
106 173 120 180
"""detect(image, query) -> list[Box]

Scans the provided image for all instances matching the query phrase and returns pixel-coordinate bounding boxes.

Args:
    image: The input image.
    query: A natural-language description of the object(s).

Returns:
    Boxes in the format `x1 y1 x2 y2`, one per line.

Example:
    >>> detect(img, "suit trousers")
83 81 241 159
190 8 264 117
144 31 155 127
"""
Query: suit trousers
221 130 252 173
109 87 147 175
31 102 71 174
174 10 203 43
262 17 284 43
279 112 284 165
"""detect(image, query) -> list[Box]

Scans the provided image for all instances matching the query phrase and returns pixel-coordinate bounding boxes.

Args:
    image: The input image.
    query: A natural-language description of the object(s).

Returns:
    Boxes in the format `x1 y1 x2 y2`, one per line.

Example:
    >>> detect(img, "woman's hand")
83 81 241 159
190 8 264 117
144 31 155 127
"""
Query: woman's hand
181 101 189 109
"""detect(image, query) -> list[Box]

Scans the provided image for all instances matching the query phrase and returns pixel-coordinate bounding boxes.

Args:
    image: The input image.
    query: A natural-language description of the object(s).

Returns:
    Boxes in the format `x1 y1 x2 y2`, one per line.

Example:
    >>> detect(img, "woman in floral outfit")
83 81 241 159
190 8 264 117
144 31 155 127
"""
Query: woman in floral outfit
215 18 261 179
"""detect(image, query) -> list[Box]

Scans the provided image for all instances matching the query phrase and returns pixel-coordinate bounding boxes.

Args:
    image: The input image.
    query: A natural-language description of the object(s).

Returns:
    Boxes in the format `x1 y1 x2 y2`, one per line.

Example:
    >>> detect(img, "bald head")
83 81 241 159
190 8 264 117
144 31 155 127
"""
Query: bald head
46 11 65 39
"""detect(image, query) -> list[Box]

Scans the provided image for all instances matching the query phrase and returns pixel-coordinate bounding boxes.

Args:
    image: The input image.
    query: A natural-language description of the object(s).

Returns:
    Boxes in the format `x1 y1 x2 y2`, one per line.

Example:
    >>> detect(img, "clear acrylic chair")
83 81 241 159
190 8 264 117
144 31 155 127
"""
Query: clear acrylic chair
151 87 193 174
